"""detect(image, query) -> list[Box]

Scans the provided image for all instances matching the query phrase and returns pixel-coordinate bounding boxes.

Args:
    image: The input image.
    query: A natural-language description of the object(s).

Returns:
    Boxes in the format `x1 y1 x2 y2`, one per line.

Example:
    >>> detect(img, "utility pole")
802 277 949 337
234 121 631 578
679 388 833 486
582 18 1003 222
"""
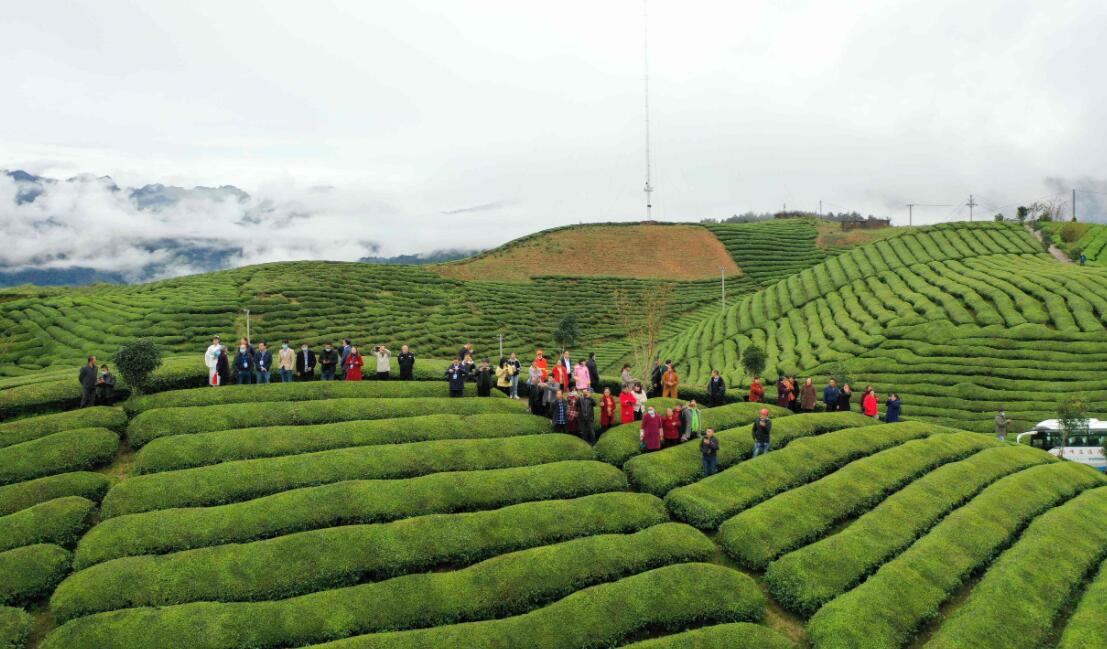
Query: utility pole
907 204 914 227
818 200 822 216
1073 188 1077 221
243 309 250 343
966 194 978 222
498 333 503 360
641 0 653 220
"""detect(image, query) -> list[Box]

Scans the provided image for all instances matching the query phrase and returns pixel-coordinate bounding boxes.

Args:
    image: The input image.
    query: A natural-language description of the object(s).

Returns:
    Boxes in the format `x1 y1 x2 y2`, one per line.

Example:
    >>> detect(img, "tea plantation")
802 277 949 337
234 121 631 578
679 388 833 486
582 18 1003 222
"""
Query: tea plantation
3 218 1107 648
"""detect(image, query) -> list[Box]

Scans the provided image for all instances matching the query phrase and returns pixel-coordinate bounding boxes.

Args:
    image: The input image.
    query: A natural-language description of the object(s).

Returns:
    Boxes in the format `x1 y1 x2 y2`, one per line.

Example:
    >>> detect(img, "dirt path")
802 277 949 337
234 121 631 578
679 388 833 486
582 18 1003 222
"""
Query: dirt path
1026 224 1073 263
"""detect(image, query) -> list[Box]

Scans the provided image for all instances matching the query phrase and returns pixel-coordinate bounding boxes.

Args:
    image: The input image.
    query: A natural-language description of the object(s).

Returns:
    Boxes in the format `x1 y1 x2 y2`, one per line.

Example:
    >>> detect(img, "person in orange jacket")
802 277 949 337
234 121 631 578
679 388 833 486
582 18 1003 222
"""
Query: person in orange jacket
532 349 549 381
661 362 680 399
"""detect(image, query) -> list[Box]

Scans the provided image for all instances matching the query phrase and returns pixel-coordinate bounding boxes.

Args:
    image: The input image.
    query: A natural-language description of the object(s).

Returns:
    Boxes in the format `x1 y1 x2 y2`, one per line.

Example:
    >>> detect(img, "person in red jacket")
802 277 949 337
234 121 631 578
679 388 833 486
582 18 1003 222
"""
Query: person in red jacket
640 405 663 452
551 361 569 391
862 385 879 417
748 376 764 403
344 346 364 381
661 407 682 447
600 387 617 432
533 349 549 381
619 387 637 425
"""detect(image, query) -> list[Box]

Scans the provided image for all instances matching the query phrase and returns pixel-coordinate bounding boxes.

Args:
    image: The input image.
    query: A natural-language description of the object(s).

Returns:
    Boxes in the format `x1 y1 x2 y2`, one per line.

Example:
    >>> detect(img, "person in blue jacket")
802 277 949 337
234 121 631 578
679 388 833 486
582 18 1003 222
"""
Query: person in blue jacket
445 358 467 398
254 341 273 384
823 379 841 412
233 341 255 385
884 392 902 423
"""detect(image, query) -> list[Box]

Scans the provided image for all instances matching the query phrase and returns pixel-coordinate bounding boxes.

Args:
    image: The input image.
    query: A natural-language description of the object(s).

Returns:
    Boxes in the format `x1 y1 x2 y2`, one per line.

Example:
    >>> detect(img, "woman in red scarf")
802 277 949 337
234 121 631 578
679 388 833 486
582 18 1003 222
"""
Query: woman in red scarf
619 387 637 425
640 405 663 452
600 387 617 432
345 346 364 381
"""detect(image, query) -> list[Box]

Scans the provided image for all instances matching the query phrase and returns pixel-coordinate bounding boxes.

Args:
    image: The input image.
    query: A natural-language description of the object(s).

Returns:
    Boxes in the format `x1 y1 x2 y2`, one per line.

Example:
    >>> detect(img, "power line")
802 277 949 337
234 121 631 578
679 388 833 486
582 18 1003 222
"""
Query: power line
966 194 978 222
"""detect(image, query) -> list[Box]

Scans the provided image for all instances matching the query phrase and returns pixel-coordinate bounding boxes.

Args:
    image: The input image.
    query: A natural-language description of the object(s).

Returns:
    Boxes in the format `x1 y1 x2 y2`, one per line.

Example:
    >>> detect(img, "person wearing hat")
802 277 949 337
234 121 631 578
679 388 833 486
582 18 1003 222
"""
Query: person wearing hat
752 409 772 457
578 388 597 444
700 428 720 477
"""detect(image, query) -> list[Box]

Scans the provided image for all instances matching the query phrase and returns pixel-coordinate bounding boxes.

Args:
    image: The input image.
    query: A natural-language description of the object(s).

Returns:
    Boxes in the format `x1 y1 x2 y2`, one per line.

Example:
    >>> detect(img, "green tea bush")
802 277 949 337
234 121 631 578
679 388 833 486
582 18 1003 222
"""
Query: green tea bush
0 407 125 448
52 492 668 620
666 421 941 529
126 397 524 447
719 432 998 569
0 606 32 649
1058 557 1107 649
132 413 550 473
806 462 1104 649
0 429 119 486
50 524 714 649
765 445 1051 614
627 412 877 499
0 473 112 517
925 486 1107 649
621 623 794 649
0 497 97 552
78 460 625 566
0 544 71 607
104 434 593 516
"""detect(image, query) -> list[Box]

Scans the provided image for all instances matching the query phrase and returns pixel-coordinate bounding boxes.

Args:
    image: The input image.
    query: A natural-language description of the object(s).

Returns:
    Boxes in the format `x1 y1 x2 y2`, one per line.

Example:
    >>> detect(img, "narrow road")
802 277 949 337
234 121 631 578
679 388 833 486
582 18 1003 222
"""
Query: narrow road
1026 224 1073 264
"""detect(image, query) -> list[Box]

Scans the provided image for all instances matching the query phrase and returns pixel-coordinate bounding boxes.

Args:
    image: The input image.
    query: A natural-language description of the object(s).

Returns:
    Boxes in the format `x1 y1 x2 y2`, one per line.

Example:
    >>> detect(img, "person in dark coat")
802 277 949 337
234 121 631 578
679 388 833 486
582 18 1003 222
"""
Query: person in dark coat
233 342 255 385
445 358 467 397
837 383 853 412
216 348 231 386
776 377 791 409
884 393 902 423
823 379 840 412
707 370 726 407
398 345 416 380
586 353 601 392
95 363 116 405
752 409 772 457
339 339 353 376
254 342 273 384
578 389 597 444
295 344 317 381
650 360 663 398
78 356 99 407
474 358 494 397
551 391 569 432
319 342 340 381
700 428 720 477
543 377 560 417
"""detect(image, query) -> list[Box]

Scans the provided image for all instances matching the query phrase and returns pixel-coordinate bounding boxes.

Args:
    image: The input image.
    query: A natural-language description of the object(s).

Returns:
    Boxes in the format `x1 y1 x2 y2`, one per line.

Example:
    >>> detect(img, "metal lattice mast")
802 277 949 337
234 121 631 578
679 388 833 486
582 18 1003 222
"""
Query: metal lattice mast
642 0 653 219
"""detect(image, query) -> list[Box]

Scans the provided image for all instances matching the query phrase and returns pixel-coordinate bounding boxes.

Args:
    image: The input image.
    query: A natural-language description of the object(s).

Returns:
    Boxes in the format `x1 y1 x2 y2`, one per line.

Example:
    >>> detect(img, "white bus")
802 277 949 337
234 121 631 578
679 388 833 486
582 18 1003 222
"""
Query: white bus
1016 419 1107 472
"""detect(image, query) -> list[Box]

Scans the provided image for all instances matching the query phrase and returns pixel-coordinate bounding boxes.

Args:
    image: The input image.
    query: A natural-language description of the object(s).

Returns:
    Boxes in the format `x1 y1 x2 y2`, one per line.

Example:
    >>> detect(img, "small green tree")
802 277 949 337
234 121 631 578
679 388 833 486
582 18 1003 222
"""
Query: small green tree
1057 395 1090 463
993 213 1004 222
113 339 163 395
1016 206 1028 223
552 315 581 352
742 344 767 378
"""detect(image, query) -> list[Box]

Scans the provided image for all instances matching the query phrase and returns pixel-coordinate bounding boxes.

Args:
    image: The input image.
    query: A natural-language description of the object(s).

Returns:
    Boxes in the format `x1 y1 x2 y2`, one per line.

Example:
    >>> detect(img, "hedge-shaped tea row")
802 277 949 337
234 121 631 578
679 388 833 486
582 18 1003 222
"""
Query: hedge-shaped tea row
666 421 936 528
0 606 32 649
78 460 625 567
925 486 1107 649
123 380 483 414
719 432 998 569
593 401 790 467
52 492 667 621
0 497 96 553
0 544 71 607
1059 557 1107 649
806 462 1103 649
48 524 712 649
103 433 593 517
133 413 550 473
0 473 112 517
765 444 1051 614
623 623 795 649
0 429 119 486
295 563 763 649
0 407 125 449
126 397 525 447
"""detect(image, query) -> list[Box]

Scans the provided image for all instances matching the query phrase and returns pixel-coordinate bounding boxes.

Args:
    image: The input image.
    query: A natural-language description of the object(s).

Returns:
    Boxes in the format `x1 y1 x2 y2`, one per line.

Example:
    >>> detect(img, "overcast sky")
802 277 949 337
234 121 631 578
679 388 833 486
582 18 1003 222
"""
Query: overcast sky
3 0 1107 270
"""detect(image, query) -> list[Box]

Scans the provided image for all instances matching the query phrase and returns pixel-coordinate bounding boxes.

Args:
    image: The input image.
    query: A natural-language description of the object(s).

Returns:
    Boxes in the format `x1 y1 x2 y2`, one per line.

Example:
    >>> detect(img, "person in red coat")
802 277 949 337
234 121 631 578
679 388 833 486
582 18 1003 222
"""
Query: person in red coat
640 406 663 452
344 346 364 381
661 408 682 447
619 387 637 425
600 387 617 431
748 376 764 403
862 385 879 417
533 350 549 381
551 362 569 391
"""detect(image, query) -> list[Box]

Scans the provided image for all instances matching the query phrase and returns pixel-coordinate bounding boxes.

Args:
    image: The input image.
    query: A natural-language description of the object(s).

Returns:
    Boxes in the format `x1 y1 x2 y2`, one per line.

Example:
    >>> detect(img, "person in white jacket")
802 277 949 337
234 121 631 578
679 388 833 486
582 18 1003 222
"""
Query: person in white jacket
204 335 224 386
375 345 391 380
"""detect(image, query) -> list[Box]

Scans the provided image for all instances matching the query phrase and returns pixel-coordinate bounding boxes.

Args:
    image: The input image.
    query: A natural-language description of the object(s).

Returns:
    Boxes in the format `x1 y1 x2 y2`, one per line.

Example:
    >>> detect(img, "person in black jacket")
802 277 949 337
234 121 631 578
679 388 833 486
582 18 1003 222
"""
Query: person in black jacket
398 345 416 380
837 383 853 412
233 342 255 385
586 353 600 392
95 364 117 405
318 342 340 381
578 388 597 445
650 360 663 397
707 370 726 407
78 356 98 407
295 344 317 381
445 358 467 397
474 358 494 397
700 428 720 476
752 409 772 457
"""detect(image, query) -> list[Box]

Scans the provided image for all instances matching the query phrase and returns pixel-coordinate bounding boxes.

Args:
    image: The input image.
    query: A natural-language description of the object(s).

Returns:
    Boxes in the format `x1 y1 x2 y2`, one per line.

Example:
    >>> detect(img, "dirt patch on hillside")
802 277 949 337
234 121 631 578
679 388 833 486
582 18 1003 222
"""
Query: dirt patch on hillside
815 220 902 249
433 224 741 283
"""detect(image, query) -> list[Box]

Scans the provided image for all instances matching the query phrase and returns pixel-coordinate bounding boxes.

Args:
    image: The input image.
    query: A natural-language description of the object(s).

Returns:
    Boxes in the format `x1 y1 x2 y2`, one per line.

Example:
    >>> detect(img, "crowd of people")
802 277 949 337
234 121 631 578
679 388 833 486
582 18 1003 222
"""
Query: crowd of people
201 336 417 385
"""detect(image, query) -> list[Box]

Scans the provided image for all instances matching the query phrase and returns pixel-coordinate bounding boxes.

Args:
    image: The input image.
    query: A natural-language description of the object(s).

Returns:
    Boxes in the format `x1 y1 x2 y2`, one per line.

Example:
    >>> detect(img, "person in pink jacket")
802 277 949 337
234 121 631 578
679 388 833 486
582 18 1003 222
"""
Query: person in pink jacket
861 385 879 417
574 360 591 391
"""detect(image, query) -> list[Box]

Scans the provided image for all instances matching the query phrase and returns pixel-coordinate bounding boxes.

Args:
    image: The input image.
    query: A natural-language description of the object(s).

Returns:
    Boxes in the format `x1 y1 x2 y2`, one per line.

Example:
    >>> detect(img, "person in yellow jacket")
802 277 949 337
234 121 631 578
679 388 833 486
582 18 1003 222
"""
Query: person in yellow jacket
495 359 516 395
661 363 680 399
277 339 296 382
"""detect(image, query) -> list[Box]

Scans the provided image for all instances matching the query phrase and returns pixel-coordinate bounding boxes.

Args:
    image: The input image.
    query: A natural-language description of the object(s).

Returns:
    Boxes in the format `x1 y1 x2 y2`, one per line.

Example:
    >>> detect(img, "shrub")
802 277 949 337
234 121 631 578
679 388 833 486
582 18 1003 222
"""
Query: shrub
133 413 550 473
126 397 525 447
0 497 97 552
0 606 32 649
0 473 113 517
924 485 1107 649
112 339 162 395
628 412 877 499
52 492 669 620
665 421 941 529
718 432 999 569
78 460 625 566
0 544 71 607
103 434 593 517
806 461 1103 649
741 344 767 377
0 429 119 486
765 444 1052 614
1059 557 1107 649
249 564 763 649
0 407 126 449
622 623 794 649
49 524 715 649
